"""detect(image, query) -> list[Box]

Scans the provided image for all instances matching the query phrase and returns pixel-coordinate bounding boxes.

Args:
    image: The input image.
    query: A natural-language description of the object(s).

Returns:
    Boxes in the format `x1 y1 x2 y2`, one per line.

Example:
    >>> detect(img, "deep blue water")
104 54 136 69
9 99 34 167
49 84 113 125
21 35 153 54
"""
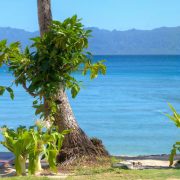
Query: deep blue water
1 55 180 155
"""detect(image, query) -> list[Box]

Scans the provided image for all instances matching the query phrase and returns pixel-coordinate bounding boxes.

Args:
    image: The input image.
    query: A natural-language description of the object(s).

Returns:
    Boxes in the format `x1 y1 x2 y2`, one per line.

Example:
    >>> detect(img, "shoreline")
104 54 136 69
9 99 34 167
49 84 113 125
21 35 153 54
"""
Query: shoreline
0 152 180 175
0 152 179 160
114 154 180 160
113 154 180 169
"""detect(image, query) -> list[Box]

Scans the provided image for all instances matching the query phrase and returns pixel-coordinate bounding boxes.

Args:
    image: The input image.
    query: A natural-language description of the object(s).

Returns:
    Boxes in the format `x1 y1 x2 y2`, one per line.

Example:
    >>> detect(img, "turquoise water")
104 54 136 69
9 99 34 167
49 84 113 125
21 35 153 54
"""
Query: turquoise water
1 55 180 155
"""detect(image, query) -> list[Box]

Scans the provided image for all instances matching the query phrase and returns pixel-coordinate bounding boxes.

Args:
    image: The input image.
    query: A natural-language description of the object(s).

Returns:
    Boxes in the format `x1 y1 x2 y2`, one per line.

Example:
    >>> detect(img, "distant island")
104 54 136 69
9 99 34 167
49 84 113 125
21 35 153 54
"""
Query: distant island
1 26 180 55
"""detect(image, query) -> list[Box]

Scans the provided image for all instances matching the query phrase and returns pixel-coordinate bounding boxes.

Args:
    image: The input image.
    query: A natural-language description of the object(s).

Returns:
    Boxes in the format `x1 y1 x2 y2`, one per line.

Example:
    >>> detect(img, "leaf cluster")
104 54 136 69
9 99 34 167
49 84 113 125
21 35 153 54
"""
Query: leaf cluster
0 122 70 175
0 40 17 99
0 15 106 118
166 103 180 127
0 86 14 99
166 103 180 166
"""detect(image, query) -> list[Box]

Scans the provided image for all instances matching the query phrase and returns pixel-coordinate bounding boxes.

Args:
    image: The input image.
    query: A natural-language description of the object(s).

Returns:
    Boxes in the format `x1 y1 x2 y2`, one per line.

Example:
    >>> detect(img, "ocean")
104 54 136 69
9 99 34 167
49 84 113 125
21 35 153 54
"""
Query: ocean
0 55 180 156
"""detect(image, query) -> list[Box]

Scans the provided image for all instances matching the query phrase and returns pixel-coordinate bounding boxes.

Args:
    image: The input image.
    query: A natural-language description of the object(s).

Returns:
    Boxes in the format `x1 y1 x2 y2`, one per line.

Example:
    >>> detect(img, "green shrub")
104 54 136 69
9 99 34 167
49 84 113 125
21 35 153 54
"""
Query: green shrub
0 121 69 175
166 103 180 166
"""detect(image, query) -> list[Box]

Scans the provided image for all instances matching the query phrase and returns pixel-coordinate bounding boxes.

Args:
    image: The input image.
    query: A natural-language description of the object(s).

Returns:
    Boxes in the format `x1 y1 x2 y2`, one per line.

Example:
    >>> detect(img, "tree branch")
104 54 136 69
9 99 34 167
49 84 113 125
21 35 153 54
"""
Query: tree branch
22 82 38 97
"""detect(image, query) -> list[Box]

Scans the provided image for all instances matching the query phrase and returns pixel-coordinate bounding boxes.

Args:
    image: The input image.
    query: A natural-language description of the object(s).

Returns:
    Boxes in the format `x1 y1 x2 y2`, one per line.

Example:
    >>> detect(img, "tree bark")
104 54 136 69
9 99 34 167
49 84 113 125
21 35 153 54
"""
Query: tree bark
37 0 108 163
54 89 108 163
37 0 52 36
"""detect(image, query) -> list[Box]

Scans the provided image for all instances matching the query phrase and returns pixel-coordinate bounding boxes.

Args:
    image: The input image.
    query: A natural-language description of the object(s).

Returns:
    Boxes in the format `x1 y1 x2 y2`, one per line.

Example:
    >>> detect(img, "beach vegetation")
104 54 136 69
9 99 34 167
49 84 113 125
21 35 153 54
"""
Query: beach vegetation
1 156 180 179
0 16 106 119
0 121 69 175
0 40 14 99
0 14 107 162
166 103 180 166
37 0 108 162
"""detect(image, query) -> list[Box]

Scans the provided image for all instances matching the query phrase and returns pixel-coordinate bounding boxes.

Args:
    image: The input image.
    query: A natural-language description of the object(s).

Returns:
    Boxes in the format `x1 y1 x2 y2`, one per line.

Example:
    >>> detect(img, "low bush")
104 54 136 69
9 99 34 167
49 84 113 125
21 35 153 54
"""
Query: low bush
166 103 180 166
0 120 69 175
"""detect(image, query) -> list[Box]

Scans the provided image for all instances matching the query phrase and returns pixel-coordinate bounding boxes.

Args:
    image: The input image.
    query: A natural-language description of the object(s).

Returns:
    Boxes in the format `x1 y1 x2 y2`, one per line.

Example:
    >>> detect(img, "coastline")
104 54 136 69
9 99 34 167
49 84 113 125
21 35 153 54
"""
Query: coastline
113 154 180 169
115 154 180 160
0 152 179 169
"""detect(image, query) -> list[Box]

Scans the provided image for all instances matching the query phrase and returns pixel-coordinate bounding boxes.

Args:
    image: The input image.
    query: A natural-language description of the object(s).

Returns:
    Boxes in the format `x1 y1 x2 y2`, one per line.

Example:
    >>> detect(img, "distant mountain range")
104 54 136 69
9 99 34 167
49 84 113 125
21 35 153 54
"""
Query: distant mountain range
1 26 180 55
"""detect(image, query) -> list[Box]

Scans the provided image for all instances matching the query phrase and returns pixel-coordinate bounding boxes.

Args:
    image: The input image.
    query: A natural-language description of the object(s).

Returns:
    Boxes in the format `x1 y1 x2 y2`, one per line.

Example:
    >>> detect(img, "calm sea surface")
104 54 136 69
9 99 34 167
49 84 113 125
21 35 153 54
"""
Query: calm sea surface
1 55 180 155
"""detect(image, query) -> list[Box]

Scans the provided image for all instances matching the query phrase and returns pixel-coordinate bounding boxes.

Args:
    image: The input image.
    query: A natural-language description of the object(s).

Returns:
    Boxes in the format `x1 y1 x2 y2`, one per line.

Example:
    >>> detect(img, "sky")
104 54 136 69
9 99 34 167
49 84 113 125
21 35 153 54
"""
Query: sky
0 0 180 32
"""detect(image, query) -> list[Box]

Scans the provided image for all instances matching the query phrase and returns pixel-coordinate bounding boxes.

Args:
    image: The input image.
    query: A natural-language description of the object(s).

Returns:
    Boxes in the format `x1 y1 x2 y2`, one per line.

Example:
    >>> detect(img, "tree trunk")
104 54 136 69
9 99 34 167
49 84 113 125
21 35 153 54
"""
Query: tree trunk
54 89 108 163
37 0 52 36
37 0 108 163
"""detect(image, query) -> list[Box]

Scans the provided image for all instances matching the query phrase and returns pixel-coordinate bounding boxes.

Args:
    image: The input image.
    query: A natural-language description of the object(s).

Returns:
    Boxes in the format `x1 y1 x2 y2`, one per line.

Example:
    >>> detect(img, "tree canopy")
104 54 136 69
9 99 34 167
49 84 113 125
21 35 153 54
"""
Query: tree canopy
0 15 106 119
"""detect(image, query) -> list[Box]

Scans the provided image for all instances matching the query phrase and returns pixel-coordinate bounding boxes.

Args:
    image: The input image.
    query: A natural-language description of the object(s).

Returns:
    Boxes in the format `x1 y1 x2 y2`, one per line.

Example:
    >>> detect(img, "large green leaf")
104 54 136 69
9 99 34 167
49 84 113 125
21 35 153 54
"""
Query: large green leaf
47 149 58 172
6 87 14 100
0 86 6 95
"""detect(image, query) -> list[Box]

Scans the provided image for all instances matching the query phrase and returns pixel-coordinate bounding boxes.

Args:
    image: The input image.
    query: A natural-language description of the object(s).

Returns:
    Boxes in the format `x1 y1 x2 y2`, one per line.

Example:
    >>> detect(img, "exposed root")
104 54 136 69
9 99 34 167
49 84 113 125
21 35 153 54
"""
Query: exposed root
57 137 109 166
90 137 109 156
58 156 111 171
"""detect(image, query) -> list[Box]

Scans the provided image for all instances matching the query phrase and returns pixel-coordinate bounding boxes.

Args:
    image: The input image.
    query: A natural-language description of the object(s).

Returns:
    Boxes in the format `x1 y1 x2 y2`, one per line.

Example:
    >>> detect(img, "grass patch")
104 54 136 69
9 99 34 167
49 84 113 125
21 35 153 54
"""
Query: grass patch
0 177 49 180
65 157 180 180
1 157 180 180
1 169 180 180
67 168 180 180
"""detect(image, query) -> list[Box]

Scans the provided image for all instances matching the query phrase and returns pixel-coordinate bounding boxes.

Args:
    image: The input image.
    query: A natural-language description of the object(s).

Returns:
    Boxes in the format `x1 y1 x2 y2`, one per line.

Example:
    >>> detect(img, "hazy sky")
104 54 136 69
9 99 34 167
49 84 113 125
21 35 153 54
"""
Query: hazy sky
0 0 180 32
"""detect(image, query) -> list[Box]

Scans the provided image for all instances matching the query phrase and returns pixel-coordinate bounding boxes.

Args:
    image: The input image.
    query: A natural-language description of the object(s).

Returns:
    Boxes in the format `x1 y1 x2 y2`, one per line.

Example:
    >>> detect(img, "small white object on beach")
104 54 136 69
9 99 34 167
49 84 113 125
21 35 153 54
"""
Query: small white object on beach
112 161 134 169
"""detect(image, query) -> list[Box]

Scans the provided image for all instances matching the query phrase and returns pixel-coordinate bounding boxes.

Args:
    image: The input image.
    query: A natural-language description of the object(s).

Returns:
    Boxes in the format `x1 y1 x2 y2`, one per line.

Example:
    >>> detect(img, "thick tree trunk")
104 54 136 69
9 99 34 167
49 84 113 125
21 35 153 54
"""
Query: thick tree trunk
54 89 108 163
37 0 108 163
37 0 52 36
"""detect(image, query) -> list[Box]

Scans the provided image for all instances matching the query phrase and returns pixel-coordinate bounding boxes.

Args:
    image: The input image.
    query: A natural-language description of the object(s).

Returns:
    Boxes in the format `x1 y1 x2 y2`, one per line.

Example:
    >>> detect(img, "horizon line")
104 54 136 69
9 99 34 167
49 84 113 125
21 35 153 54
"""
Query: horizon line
1 25 180 33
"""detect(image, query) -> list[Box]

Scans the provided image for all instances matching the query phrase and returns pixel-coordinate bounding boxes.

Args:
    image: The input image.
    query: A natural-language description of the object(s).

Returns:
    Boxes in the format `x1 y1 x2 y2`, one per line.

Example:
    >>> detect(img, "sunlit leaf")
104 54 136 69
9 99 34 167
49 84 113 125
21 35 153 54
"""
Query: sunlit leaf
6 87 14 100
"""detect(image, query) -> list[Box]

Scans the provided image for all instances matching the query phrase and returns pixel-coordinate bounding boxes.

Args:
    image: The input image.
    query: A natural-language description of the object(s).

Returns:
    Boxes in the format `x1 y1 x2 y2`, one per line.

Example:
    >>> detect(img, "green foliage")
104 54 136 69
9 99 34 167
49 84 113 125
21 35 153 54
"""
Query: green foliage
0 17 105 175
166 103 180 127
0 121 70 175
169 142 180 166
44 129 69 172
0 15 106 119
166 103 180 166
110 157 121 166
0 40 15 99
0 126 33 175
0 86 14 99
0 86 6 95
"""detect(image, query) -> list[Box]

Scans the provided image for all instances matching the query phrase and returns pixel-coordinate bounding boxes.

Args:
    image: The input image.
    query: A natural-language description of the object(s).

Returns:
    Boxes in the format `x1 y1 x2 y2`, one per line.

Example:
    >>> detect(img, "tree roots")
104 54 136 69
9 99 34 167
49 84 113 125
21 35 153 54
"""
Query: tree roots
57 137 109 166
